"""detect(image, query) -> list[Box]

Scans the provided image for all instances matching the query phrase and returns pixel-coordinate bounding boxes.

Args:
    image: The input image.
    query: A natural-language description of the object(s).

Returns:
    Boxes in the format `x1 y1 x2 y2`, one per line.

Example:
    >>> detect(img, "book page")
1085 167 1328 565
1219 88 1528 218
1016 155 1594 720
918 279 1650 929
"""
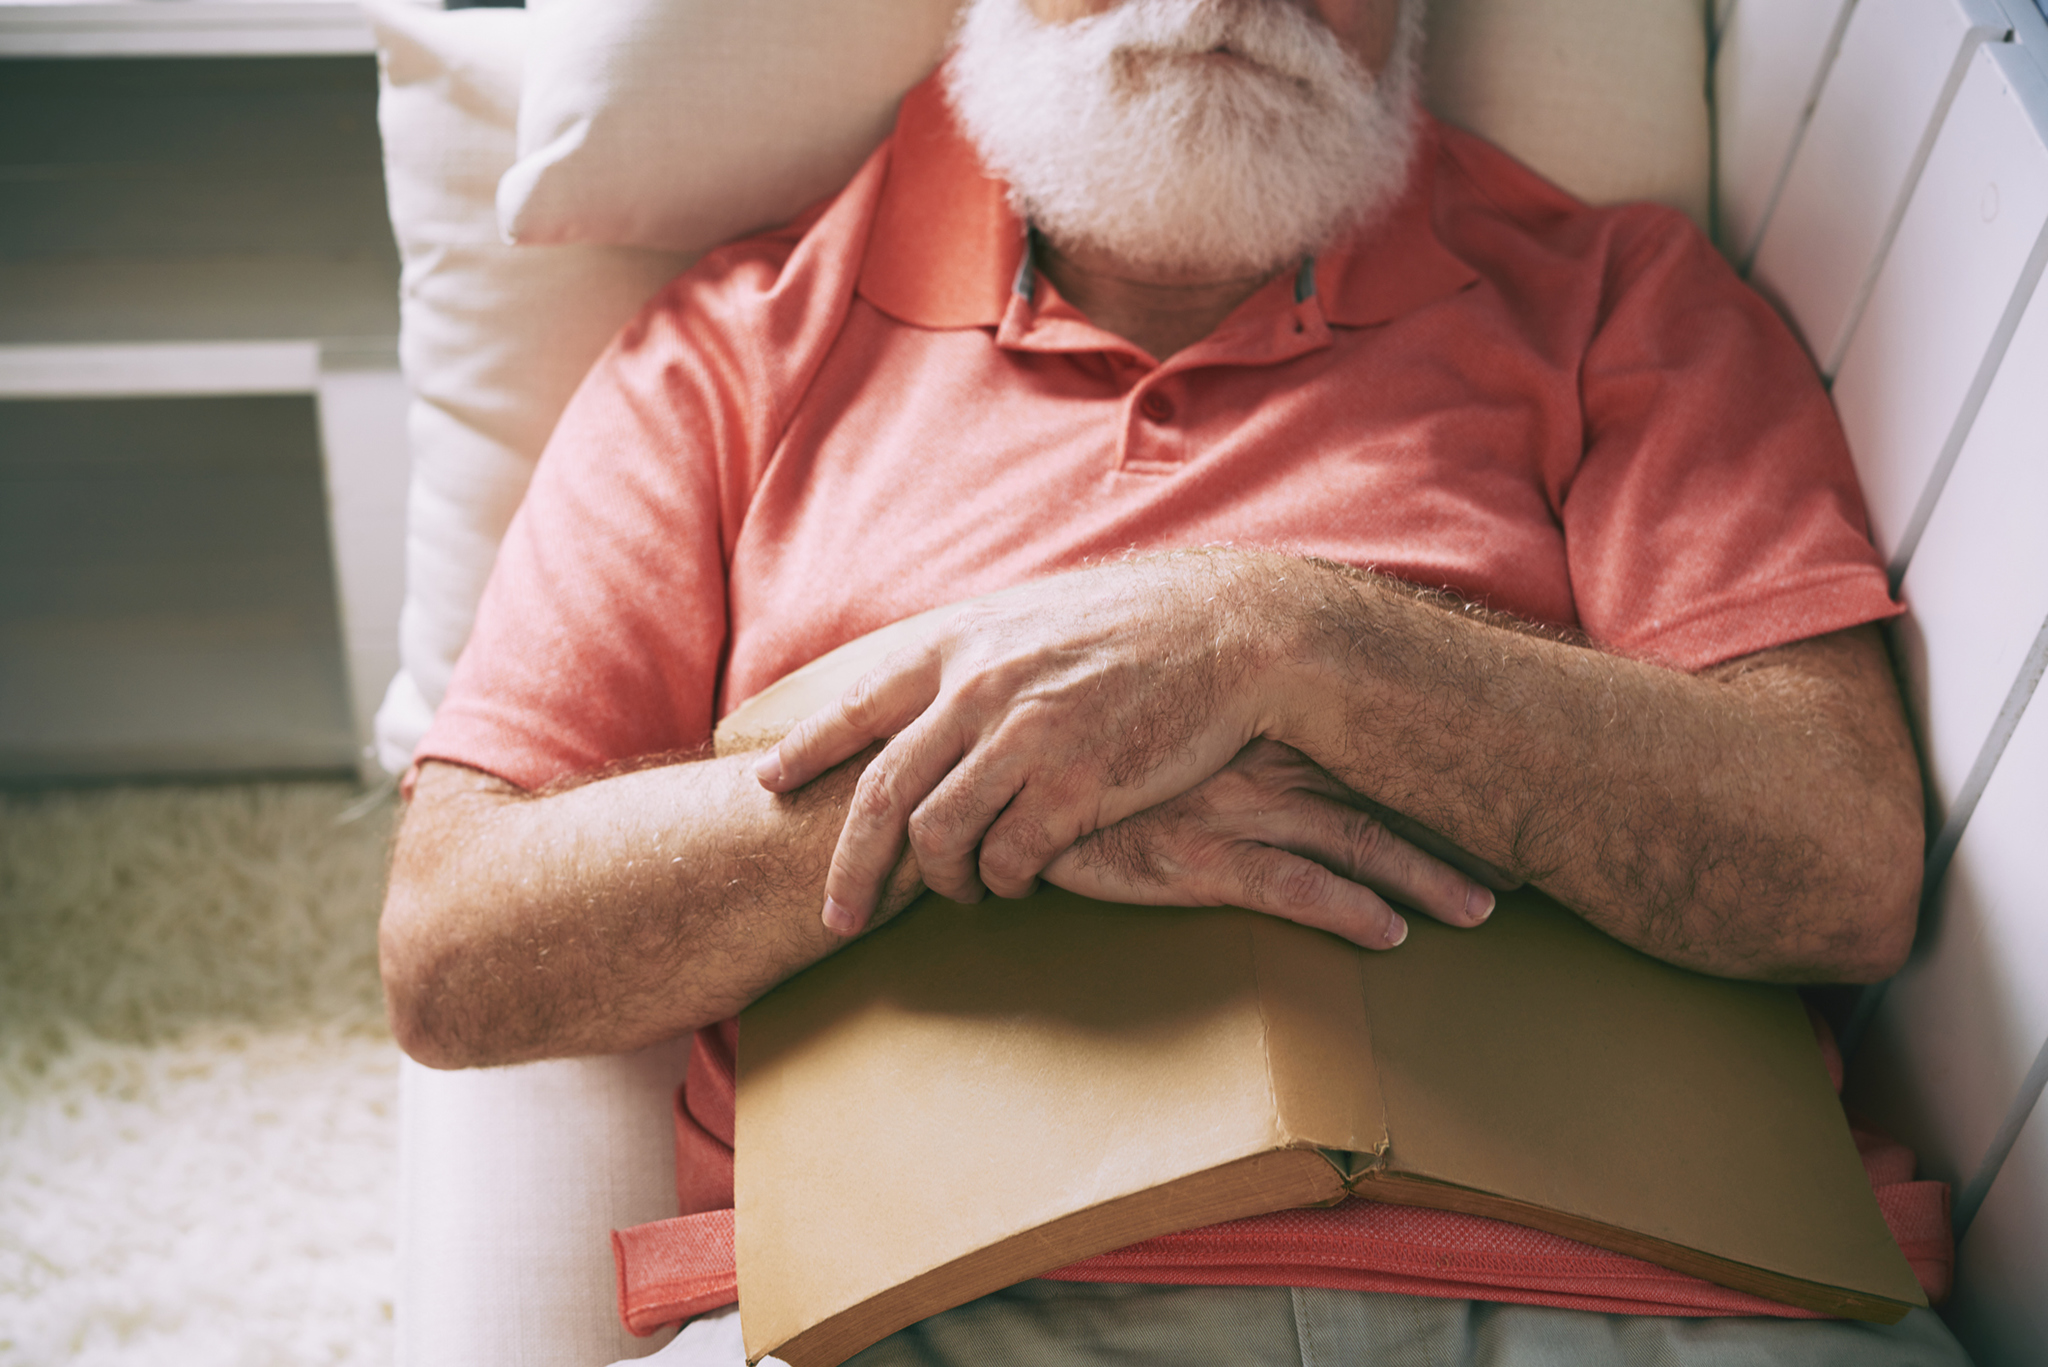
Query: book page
1353 889 1924 1308
738 894 1330 1360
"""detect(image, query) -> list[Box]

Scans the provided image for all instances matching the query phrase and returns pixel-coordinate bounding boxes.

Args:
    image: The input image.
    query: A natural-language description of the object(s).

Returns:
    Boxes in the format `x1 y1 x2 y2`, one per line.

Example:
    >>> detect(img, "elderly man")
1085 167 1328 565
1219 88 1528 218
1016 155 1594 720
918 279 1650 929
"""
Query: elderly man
381 0 1969 1362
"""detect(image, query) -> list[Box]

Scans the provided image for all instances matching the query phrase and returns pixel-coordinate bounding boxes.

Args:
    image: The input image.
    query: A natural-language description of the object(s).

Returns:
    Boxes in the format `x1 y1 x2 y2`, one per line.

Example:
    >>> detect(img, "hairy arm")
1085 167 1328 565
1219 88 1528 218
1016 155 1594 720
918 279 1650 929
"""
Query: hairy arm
1282 563 1923 980
762 550 1924 983
379 750 924 1069
383 724 1493 1066
386 552 1922 1067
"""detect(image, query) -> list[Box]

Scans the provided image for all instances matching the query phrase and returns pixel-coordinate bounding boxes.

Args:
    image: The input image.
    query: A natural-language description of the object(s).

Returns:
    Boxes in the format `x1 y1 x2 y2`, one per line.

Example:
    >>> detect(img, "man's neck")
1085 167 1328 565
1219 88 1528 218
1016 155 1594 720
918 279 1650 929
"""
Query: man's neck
1034 236 1283 361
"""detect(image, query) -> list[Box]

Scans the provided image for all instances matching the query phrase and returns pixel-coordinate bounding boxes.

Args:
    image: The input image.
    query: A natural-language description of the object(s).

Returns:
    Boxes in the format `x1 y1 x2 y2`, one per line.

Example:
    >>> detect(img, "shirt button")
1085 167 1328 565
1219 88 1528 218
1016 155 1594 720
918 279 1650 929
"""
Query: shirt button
1140 391 1175 423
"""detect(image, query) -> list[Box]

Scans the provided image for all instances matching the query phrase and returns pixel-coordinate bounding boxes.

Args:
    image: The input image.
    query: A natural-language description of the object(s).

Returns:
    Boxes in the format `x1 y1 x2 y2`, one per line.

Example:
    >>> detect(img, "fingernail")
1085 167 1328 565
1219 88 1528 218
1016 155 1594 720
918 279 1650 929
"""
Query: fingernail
1469 888 1496 925
753 750 784 787
1386 913 1409 948
822 897 857 935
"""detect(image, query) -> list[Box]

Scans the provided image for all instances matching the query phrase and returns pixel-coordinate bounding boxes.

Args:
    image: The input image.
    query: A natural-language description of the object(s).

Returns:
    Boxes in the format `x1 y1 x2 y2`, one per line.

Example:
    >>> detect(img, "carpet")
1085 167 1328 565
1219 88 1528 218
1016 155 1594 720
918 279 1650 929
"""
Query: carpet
0 781 400 1365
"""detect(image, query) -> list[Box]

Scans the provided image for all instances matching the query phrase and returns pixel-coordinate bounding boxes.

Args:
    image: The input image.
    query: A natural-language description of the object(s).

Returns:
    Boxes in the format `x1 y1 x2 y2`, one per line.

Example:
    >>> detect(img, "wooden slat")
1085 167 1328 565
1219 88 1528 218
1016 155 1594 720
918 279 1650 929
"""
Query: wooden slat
1828 42 2048 566
1712 0 1854 262
0 393 357 780
1891 227 2048 820
1848 641 2048 1196
1748 0 2007 373
1945 1062 2048 1367
0 341 319 399
0 2 372 59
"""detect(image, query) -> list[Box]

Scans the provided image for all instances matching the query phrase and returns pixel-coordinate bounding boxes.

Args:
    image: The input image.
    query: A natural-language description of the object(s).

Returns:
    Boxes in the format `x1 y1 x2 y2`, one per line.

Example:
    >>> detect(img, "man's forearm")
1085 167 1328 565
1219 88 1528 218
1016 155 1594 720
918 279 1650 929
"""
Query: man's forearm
763 550 1923 984
388 551 1925 1071
1267 562 1924 980
380 751 920 1068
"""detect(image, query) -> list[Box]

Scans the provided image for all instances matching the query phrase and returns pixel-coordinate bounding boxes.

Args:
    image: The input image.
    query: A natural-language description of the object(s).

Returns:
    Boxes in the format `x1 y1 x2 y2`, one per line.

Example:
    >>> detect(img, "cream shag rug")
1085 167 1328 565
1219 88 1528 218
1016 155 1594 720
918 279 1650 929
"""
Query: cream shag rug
0 782 400 1365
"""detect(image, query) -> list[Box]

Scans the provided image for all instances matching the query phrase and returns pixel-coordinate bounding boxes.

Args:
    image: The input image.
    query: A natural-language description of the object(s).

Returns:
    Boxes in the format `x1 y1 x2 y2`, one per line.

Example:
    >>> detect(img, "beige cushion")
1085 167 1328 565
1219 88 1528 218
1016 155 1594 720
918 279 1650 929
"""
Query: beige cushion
497 0 1710 255
395 1045 692 1366
1426 0 1711 228
365 0 691 771
371 16 697 1357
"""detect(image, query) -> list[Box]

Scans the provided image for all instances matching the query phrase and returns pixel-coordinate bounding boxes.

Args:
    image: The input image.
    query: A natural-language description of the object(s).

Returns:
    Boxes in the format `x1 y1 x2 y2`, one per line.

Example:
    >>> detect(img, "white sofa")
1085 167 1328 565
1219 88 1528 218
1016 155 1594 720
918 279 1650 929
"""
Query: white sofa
367 0 2048 1363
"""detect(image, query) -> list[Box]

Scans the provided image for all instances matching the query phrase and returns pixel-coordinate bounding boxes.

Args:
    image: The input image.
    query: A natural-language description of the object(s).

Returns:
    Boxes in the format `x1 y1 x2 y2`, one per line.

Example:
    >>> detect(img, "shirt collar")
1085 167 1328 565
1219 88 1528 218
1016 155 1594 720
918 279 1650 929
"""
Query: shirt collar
1315 120 1482 326
858 71 1478 333
858 74 1024 329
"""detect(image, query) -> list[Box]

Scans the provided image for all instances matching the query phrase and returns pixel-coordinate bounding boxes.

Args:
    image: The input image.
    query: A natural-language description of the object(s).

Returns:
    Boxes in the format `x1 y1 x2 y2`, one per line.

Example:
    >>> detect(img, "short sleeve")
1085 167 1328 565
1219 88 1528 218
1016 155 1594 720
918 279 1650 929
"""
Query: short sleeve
1562 208 1902 671
416 260 783 789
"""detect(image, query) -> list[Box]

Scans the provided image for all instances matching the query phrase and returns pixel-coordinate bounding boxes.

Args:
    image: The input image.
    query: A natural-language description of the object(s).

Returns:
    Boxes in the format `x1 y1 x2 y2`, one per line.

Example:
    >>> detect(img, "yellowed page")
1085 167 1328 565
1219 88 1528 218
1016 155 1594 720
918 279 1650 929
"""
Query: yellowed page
1353 889 1924 1311
737 894 1339 1364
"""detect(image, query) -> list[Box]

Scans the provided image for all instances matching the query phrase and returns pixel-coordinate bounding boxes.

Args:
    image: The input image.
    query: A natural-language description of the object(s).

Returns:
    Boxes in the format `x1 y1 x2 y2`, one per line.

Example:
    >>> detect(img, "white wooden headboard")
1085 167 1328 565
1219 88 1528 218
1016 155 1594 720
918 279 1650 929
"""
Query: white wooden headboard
1717 1 2048 1362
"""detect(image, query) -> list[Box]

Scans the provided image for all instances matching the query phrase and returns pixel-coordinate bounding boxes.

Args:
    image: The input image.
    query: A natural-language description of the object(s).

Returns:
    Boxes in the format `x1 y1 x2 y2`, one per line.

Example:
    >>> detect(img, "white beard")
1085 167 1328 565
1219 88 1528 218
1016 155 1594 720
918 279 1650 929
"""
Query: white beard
944 0 1423 281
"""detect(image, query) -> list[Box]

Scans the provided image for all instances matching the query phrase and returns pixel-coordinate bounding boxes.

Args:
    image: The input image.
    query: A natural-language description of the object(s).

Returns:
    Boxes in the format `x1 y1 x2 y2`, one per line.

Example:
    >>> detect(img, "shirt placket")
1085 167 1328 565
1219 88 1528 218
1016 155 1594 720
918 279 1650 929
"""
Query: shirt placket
1120 368 1192 470
1116 282 1334 472
997 252 1337 475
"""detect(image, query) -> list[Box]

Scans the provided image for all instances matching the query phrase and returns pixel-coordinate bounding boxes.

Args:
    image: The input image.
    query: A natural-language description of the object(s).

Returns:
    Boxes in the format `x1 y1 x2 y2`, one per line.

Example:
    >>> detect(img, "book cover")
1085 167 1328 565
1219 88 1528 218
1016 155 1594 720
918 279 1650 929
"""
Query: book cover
716 606 1924 1366
734 890 1923 1367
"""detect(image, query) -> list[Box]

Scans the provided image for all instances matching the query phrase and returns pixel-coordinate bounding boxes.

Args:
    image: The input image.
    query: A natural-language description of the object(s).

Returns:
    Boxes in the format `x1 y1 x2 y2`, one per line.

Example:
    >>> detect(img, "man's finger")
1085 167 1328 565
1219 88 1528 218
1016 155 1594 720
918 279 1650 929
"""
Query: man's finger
1226 846 1411 950
756 648 940 794
820 721 965 935
1292 795 1495 929
1339 793 1522 894
906 764 1008 904
976 775 1093 898
1268 747 1519 894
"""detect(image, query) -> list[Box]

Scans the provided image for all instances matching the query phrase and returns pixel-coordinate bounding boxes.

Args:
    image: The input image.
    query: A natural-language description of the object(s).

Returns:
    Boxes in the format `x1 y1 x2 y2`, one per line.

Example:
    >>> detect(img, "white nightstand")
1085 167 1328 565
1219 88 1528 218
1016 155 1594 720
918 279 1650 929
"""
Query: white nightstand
1 2 406 783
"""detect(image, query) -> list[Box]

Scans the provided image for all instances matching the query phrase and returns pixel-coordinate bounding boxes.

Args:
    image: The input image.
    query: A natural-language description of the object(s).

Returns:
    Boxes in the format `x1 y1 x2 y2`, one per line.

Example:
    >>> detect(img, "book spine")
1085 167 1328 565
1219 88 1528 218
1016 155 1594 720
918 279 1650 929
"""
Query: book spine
1250 917 1389 1154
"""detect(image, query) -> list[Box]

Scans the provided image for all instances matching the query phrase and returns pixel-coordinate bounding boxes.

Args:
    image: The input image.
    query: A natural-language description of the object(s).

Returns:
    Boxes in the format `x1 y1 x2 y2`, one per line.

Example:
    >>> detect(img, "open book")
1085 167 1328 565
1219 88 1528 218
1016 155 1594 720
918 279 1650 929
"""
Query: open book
717 606 1927 1367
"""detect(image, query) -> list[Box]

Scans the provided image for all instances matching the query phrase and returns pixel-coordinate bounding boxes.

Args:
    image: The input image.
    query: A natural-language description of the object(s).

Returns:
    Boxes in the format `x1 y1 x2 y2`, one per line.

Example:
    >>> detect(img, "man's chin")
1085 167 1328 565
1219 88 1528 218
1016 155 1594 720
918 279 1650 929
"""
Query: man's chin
1143 46 1273 75
1118 46 1319 105
948 0 1421 287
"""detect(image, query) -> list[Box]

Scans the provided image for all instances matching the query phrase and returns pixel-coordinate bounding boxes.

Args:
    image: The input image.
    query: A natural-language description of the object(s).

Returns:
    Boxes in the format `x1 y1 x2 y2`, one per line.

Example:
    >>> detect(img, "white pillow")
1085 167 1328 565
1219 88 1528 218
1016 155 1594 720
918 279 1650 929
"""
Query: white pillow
366 0 691 771
501 0 964 251
497 0 1710 253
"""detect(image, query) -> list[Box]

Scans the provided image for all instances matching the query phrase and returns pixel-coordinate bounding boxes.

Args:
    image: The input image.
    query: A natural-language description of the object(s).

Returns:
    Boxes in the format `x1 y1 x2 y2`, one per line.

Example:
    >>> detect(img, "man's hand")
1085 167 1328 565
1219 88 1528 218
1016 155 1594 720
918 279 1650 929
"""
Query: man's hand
1043 739 1498 948
757 550 1925 983
752 555 1366 933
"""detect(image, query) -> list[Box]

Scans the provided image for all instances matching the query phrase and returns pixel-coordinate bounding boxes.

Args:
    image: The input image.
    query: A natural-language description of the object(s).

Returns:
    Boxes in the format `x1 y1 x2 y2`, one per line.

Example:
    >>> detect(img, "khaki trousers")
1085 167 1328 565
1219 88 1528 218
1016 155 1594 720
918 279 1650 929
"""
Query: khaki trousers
629 1283 1974 1367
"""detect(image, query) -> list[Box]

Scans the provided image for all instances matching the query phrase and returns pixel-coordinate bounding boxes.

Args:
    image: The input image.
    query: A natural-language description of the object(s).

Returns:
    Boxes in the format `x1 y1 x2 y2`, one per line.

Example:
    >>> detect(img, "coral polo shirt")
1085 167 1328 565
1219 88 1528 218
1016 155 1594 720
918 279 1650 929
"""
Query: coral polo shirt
423 75 1895 790
418 74 1904 1324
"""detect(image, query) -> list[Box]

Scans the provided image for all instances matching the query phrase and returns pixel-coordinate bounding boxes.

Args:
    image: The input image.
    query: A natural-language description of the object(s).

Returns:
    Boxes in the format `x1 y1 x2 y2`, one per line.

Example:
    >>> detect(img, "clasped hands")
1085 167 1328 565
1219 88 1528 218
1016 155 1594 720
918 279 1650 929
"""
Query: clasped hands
752 559 1507 950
